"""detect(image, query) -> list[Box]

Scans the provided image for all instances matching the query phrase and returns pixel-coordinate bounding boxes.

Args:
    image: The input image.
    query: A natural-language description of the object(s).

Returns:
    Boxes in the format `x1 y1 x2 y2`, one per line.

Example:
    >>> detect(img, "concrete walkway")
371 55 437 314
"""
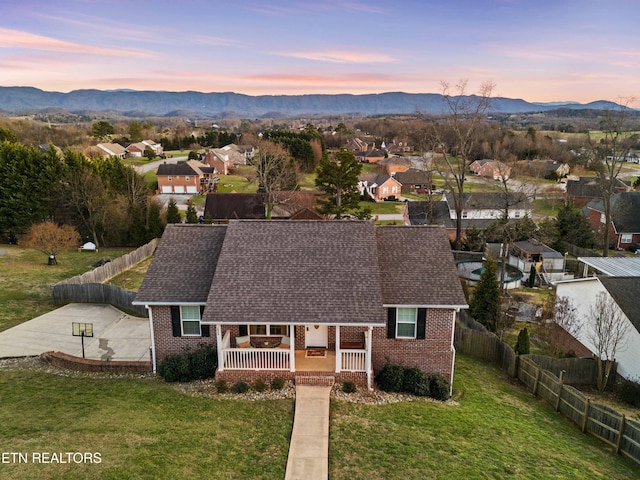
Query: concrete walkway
284 385 332 480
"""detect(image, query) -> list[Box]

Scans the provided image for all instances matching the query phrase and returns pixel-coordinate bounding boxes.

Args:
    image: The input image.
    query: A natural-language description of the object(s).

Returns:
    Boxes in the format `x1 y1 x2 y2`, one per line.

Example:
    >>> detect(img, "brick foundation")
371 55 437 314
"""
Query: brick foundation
41 351 151 373
215 369 368 388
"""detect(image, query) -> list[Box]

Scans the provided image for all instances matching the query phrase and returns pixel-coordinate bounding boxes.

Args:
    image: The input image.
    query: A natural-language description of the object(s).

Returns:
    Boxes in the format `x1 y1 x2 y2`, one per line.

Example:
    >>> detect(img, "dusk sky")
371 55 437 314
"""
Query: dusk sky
2 0 639 106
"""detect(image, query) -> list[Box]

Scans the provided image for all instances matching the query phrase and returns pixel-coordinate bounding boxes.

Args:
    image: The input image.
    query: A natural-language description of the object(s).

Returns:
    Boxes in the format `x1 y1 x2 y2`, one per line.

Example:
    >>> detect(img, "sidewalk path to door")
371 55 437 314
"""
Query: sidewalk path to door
0 303 150 361
284 385 332 480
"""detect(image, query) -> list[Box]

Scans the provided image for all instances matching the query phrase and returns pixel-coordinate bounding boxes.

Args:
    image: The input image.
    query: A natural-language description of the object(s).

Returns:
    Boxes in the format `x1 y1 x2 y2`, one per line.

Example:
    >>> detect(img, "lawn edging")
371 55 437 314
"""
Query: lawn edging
40 351 151 374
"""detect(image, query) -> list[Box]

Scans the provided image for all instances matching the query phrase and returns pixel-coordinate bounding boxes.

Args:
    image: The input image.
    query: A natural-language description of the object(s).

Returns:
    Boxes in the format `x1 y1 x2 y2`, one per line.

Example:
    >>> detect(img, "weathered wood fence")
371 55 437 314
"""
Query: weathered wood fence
455 312 639 466
50 239 157 316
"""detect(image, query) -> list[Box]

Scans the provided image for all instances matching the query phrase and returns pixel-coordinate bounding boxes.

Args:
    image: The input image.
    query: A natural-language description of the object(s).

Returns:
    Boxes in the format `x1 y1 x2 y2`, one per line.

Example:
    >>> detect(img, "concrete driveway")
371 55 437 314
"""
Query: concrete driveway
0 304 151 362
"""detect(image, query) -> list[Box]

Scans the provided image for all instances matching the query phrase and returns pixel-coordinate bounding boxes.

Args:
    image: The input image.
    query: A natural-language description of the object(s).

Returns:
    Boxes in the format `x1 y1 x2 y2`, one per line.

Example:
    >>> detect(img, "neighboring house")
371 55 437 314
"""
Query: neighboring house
126 140 164 158
216 144 248 166
96 143 126 159
203 146 243 175
555 276 640 381
584 192 640 250
385 140 414 155
378 157 412 175
270 191 325 219
565 176 629 208
394 168 434 194
355 149 386 164
344 138 370 152
526 159 570 179
156 160 216 194
235 144 256 163
509 239 571 284
470 159 511 181
133 221 468 389
575 257 640 278
203 193 265 222
404 192 531 241
358 173 402 202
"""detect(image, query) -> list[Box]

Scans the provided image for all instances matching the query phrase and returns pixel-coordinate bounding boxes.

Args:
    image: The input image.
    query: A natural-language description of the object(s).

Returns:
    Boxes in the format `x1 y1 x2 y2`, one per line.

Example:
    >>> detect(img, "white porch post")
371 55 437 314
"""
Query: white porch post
366 326 373 390
289 325 295 372
335 325 342 373
216 325 224 372
146 306 156 374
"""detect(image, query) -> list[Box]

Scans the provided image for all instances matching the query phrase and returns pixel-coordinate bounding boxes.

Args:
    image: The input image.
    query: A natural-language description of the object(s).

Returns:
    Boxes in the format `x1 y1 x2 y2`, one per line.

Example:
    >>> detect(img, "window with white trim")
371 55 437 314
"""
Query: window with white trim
621 234 633 243
392 186 398 194
383 186 389 194
249 325 289 336
181 306 201 336
396 308 417 339
600 212 606 224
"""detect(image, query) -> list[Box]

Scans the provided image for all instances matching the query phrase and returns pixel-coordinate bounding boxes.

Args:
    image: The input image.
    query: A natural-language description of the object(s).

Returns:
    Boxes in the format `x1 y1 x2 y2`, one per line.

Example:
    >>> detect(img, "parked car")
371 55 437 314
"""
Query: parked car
627 243 640 254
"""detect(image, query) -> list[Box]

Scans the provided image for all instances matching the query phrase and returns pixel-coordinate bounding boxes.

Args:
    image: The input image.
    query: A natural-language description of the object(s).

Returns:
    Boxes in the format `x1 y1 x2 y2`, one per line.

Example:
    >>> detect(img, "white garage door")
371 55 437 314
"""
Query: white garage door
161 186 172 193
186 186 198 194
173 186 185 194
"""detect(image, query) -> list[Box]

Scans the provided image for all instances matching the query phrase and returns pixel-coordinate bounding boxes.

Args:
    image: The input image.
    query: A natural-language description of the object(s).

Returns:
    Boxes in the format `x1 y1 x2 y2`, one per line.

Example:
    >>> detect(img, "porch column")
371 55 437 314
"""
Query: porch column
289 325 295 372
366 326 373 390
335 325 342 373
216 325 224 372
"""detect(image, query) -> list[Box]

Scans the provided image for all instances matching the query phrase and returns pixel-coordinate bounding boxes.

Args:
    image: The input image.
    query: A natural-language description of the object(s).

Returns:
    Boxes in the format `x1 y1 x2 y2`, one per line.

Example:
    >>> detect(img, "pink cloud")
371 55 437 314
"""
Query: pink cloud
0 27 151 57
275 50 396 64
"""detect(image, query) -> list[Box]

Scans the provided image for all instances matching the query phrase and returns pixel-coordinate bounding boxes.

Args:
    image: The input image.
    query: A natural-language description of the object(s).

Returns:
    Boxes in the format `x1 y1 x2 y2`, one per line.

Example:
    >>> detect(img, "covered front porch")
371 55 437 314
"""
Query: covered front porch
213 324 375 388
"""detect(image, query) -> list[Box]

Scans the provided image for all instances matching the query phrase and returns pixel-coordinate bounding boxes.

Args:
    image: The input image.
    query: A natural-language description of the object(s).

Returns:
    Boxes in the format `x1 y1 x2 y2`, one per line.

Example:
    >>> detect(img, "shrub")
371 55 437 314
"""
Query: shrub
157 344 217 383
428 374 450 401
342 381 357 393
403 367 430 397
617 378 640 407
514 327 530 355
231 381 249 394
375 362 404 392
215 380 228 394
253 379 268 392
157 355 189 382
270 377 286 390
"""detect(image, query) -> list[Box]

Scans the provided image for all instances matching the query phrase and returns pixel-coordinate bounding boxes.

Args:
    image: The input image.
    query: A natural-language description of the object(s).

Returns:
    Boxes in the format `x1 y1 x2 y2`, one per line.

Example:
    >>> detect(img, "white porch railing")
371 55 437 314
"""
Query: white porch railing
222 348 291 371
340 349 366 372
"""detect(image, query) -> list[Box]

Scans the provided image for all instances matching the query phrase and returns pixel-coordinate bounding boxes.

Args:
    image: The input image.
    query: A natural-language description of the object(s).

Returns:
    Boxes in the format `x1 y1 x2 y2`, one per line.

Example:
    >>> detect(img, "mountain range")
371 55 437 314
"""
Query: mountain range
0 86 624 118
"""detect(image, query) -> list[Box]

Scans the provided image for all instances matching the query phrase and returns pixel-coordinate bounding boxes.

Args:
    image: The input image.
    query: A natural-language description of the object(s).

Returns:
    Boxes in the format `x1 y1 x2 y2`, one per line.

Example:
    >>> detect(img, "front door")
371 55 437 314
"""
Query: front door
305 325 328 348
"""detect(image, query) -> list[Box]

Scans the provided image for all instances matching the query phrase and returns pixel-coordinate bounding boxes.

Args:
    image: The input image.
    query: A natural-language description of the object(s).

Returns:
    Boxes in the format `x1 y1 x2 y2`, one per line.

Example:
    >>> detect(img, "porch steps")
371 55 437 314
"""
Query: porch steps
294 375 335 387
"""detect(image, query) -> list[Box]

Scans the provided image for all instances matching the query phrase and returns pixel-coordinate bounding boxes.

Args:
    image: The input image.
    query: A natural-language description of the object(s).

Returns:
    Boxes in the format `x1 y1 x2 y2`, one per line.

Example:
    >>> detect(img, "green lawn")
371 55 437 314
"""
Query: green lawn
0 246 133 332
106 256 152 291
330 355 638 479
360 201 404 215
0 356 636 479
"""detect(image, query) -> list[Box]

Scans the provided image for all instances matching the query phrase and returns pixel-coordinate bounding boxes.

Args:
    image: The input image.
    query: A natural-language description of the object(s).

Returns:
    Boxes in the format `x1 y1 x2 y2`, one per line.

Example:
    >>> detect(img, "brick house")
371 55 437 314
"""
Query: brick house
157 160 216 194
133 221 467 390
358 173 403 202
470 159 511 181
584 192 640 250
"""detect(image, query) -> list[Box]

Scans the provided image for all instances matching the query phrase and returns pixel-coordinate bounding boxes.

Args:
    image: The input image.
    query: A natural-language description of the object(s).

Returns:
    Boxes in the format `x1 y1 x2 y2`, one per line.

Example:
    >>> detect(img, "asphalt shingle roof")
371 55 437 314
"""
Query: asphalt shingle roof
204 193 265 220
599 277 640 335
376 226 467 306
134 224 227 304
204 221 385 324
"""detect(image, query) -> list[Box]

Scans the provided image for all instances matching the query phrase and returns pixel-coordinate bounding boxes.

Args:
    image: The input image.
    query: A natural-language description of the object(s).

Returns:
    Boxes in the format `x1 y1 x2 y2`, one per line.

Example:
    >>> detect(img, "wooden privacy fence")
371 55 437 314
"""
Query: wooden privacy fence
455 314 639 466
517 356 640 466
50 239 157 316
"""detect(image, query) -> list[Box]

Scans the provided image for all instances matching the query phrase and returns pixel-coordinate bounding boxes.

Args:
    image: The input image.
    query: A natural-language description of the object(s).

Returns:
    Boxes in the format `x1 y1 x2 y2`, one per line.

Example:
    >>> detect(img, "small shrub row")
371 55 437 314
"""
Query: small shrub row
617 378 640 407
375 361 450 401
214 378 288 394
157 344 217 382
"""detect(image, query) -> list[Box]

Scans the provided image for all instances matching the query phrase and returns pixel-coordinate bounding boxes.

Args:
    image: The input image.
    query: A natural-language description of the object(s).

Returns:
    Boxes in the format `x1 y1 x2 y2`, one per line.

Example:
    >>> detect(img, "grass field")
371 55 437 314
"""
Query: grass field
0 356 637 479
0 246 133 332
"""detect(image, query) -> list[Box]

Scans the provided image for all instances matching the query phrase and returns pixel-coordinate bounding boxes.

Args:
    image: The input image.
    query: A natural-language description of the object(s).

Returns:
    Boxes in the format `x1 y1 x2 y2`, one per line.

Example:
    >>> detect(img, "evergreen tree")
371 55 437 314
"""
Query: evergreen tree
129 204 147 246
166 198 181 224
315 150 363 219
515 327 530 354
469 258 501 332
185 200 198 224
528 264 536 288
556 204 595 248
146 201 165 240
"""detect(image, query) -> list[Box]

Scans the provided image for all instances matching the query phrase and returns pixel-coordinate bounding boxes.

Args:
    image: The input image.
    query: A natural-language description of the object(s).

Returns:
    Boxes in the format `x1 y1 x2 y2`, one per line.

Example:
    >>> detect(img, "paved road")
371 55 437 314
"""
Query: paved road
134 155 188 174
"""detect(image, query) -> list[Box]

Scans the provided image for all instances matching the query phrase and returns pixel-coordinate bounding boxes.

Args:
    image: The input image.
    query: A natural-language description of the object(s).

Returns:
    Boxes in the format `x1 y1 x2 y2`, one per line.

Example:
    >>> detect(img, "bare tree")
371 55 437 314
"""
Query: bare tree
255 140 298 219
430 80 495 248
587 98 637 256
539 295 581 356
587 291 630 391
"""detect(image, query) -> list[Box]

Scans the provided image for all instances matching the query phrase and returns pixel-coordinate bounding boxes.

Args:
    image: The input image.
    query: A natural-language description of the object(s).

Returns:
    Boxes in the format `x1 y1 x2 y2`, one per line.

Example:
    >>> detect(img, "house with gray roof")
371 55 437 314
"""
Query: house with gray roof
555 276 640 381
358 173 402 202
585 192 640 250
133 221 467 389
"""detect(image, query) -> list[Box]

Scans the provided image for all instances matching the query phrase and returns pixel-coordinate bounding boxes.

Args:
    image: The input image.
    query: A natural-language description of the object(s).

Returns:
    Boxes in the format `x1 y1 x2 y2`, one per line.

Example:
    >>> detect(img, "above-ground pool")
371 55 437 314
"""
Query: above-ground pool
456 259 524 289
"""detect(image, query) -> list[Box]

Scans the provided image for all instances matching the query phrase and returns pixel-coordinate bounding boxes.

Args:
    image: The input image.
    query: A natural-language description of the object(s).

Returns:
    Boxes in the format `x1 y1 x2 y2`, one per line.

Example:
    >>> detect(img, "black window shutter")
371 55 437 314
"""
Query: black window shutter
417 308 426 339
239 325 248 336
199 306 210 337
387 308 396 339
170 306 181 337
